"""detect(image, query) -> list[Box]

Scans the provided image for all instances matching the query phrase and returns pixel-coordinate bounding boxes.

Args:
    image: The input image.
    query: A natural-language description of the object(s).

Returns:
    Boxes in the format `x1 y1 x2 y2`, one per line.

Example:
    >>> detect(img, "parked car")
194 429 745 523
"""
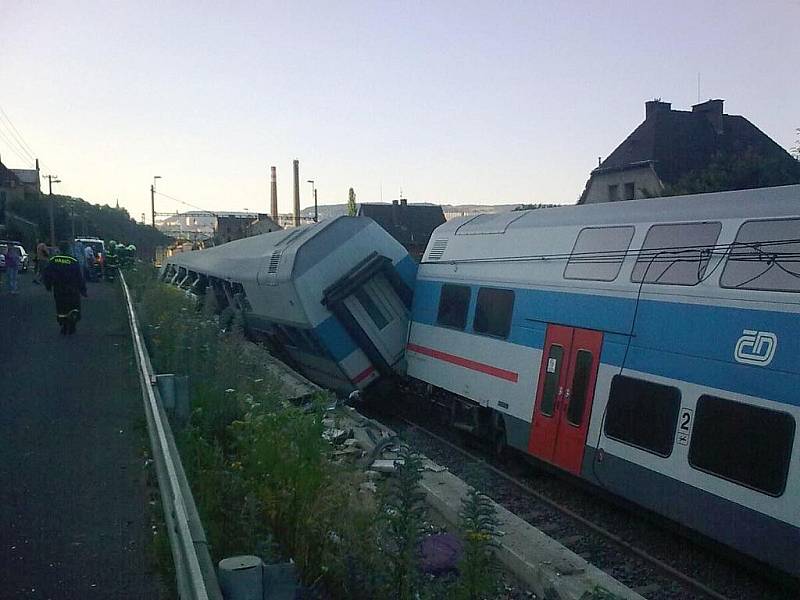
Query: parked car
16 245 29 271
75 237 106 261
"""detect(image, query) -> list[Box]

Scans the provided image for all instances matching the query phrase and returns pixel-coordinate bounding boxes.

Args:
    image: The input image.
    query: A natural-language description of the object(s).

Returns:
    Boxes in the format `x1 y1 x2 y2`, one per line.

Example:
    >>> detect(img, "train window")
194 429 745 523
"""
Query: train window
437 284 471 330
354 288 389 329
540 345 564 416
689 395 795 496
604 375 681 457
473 287 514 338
720 218 800 292
631 222 722 286
564 226 635 281
567 350 593 426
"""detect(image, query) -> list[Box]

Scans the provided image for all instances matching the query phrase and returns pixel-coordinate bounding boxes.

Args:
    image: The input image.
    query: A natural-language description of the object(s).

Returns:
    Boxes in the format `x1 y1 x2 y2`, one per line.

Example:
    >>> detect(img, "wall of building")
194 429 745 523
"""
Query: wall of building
582 164 663 204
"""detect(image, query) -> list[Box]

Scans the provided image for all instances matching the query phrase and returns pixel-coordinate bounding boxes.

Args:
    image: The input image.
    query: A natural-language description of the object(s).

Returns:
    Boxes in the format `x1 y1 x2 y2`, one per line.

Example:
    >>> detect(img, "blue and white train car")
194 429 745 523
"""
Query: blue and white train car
162 216 417 394
407 184 800 576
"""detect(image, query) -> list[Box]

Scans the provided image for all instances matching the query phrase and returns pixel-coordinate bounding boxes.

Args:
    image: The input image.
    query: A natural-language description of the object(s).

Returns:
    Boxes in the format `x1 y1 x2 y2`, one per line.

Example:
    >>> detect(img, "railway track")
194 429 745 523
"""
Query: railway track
364 395 798 600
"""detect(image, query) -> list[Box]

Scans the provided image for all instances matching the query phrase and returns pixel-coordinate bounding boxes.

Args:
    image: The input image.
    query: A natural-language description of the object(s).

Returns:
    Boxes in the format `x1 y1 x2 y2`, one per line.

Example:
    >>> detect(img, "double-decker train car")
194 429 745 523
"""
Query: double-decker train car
406 184 800 576
161 216 416 394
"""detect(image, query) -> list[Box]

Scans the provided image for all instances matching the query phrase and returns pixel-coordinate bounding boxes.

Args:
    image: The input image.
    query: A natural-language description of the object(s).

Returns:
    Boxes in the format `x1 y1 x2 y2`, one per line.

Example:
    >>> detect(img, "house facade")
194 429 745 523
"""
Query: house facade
358 199 446 261
0 161 24 232
579 99 800 204
214 213 282 245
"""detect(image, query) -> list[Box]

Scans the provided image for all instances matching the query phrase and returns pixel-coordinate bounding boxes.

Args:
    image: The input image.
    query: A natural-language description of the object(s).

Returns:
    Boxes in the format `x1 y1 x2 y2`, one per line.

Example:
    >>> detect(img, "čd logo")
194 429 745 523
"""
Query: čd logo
734 330 777 366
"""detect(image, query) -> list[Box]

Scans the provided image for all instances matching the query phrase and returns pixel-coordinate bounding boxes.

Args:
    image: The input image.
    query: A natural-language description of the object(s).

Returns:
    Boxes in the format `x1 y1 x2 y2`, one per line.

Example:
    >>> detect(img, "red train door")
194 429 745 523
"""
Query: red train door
528 325 603 475
528 325 573 463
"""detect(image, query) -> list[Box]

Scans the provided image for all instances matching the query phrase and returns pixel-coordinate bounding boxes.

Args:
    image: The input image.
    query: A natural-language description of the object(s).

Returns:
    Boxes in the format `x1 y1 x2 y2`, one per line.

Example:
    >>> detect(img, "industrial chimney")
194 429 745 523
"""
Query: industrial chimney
293 159 300 227
270 166 278 221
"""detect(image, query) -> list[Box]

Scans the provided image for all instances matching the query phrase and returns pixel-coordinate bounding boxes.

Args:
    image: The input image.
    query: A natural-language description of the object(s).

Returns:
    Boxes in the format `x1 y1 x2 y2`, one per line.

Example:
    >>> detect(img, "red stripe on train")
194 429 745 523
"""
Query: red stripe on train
406 343 519 383
352 365 376 384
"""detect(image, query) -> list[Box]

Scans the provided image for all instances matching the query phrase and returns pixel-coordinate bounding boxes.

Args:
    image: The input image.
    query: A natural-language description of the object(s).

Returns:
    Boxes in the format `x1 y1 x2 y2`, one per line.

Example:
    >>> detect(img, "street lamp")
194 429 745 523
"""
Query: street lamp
45 175 61 246
307 179 318 223
151 175 162 227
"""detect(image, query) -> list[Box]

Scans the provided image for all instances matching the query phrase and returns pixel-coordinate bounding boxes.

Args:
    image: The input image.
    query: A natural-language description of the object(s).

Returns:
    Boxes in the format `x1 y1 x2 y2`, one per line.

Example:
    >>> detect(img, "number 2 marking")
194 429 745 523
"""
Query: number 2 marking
680 412 691 430
677 408 694 446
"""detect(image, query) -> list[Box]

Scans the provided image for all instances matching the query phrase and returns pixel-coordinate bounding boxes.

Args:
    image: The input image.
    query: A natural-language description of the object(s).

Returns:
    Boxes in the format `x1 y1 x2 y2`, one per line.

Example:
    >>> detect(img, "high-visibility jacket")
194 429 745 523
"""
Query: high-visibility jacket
106 249 120 267
44 254 86 295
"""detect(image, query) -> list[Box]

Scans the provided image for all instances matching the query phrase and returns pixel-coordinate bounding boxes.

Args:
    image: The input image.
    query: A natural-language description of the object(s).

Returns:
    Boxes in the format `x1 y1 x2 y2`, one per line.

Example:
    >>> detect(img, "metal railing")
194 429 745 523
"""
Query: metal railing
121 272 223 600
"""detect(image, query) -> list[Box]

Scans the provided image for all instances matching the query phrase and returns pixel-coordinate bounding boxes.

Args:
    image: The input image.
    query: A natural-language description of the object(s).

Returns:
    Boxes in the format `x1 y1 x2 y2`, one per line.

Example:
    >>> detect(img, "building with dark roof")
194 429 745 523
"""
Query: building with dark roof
358 199 446 261
11 168 40 193
214 213 282 245
579 99 800 204
0 160 24 230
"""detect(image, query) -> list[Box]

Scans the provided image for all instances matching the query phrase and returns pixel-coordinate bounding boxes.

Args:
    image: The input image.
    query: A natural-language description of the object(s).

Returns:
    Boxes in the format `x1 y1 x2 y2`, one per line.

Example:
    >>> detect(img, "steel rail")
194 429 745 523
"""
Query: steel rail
121 272 216 600
399 416 732 600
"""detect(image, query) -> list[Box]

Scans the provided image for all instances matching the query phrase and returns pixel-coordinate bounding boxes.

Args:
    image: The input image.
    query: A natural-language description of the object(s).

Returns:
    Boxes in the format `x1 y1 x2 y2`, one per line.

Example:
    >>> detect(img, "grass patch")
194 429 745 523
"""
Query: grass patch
126 267 508 599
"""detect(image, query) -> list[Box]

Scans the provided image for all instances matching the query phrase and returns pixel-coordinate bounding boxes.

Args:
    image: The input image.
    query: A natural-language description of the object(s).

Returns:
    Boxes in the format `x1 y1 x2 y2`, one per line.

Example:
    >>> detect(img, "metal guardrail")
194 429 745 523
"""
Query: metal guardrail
121 272 223 600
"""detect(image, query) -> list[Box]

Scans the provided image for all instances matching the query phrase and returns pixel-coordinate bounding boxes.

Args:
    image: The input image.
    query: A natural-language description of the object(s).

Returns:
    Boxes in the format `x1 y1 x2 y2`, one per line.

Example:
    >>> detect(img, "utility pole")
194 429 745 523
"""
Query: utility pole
293 160 300 227
151 175 161 227
45 174 61 246
307 179 317 223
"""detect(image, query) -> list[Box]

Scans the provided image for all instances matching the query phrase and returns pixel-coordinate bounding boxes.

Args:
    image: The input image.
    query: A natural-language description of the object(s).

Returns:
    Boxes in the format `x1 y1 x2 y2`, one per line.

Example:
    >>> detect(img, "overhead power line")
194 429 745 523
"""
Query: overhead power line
0 104 37 160
0 127 33 165
154 190 219 215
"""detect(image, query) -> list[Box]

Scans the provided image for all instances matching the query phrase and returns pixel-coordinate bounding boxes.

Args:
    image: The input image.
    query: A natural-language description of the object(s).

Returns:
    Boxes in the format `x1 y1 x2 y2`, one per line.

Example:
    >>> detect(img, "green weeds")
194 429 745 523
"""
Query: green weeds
379 447 428 600
453 488 501 600
127 267 515 599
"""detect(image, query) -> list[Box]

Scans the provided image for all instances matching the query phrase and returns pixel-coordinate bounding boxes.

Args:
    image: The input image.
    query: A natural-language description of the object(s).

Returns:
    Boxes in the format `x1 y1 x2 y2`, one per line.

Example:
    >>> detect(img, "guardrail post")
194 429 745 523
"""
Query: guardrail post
156 374 190 427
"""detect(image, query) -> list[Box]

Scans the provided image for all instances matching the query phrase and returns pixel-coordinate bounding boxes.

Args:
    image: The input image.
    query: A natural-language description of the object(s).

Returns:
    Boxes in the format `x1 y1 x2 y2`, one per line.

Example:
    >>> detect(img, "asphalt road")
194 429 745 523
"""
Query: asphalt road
0 271 166 599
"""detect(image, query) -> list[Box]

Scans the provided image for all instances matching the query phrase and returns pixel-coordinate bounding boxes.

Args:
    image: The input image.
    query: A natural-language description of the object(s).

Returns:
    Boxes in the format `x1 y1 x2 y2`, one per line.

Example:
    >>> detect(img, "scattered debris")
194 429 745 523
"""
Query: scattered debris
419 533 463 576
359 481 378 494
371 458 405 473
322 428 349 443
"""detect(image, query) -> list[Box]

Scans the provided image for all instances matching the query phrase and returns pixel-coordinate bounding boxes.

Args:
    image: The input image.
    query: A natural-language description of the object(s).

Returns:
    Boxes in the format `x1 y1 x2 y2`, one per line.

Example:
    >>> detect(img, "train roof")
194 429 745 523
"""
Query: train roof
164 216 374 282
436 184 800 236
424 185 800 263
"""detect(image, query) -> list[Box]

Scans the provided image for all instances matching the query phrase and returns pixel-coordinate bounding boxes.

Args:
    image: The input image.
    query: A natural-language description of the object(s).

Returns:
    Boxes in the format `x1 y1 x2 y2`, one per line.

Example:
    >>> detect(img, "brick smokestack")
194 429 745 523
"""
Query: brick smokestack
270 166 278 221
293 159 300 227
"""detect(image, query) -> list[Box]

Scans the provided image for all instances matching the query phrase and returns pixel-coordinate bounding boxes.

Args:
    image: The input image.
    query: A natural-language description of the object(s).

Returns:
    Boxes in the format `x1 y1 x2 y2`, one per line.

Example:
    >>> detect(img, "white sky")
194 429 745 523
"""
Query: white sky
1 0 798 220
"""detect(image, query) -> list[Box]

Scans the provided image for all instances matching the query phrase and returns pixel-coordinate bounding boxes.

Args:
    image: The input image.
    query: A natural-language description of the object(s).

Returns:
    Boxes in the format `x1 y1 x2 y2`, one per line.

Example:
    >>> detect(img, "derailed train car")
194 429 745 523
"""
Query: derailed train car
407 184 800 577
161 216 416 394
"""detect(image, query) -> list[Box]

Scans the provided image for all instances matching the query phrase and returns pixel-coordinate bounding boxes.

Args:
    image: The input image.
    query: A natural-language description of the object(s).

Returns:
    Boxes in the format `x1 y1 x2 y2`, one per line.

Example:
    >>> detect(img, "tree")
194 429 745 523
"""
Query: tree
662 146 800 197
792 128 800 160
347 188 357 216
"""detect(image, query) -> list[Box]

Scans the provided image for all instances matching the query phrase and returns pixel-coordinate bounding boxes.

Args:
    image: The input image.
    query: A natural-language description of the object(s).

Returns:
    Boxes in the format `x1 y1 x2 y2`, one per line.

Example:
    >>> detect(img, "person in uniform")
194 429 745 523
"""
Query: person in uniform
44 242 88 335
105 240 120 280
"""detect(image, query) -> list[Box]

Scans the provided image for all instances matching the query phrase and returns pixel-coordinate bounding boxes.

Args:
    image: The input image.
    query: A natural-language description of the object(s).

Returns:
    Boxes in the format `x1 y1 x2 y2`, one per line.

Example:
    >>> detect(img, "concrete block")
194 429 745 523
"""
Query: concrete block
218 555 263 600
419 470 644 600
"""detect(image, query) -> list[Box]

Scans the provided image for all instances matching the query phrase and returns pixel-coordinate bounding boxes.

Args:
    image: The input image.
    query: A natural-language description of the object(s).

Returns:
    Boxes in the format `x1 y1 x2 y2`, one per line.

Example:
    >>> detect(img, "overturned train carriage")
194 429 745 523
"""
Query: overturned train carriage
160 216 417 394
